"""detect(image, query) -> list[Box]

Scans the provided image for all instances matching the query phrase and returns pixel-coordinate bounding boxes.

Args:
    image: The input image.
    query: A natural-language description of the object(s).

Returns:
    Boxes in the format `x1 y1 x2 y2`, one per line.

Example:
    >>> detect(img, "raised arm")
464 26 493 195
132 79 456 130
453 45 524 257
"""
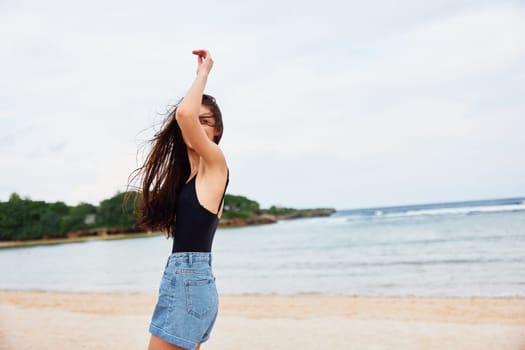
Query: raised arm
175 50 224 166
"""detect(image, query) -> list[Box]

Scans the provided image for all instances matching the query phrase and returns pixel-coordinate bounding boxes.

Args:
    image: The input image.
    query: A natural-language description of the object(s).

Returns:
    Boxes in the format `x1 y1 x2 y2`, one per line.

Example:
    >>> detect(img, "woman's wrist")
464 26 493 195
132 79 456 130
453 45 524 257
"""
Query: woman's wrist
193 71 209 91
197 69 210 79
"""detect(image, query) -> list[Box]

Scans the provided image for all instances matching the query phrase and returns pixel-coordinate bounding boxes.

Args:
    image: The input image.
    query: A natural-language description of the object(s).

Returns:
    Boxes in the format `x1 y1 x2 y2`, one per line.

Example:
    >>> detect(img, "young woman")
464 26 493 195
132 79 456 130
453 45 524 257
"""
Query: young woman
129 49 229 350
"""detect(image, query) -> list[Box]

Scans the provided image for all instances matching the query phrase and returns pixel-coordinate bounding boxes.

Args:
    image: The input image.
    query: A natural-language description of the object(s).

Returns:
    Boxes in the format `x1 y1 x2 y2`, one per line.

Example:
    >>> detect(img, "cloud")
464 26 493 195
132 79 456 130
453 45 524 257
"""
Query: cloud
346 4 525 87
1 1 524 208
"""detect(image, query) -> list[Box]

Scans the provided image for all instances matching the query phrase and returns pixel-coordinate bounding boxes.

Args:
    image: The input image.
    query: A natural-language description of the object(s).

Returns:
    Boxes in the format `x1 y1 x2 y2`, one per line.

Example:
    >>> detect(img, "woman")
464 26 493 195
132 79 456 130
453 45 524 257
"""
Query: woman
129 49 229 350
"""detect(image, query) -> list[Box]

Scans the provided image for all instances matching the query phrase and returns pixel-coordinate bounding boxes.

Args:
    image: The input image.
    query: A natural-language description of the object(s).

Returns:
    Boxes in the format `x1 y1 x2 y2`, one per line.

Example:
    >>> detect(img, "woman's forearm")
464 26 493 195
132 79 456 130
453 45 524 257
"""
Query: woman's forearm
177 71 209 118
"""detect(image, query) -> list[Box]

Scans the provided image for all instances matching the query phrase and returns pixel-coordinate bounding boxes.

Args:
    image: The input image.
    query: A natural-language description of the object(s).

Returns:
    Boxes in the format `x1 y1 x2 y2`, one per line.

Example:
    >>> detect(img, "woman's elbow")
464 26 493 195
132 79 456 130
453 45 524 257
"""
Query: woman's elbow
175 108 188 121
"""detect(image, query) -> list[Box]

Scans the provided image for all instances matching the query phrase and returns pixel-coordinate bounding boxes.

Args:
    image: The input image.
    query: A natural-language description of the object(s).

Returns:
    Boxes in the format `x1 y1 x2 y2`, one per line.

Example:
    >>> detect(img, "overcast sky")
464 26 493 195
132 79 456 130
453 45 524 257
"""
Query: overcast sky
1 0 524 210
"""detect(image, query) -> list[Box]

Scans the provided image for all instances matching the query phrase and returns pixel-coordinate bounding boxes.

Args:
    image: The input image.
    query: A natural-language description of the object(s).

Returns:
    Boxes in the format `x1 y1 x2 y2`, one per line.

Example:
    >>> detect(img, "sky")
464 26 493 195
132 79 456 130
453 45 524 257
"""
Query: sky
1 0 524 210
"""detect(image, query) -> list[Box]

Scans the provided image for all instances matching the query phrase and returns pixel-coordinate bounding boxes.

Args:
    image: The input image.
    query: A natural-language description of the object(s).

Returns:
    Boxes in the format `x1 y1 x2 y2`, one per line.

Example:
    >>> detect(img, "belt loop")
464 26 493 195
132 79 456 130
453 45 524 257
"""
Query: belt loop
189 254 192 267
209 254 212 266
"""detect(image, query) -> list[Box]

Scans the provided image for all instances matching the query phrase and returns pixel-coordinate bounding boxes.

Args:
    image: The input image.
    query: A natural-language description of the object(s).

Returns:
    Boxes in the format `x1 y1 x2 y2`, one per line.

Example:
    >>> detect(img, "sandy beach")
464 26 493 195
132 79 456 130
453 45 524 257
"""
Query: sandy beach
1 291 524 350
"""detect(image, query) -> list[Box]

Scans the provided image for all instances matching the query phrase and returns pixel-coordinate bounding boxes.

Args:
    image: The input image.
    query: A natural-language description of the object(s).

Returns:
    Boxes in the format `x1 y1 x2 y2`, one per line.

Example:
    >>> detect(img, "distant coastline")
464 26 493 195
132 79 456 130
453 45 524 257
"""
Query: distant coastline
0 208 336 249
0 231 165 249
0 190 336 247
219 208 336 227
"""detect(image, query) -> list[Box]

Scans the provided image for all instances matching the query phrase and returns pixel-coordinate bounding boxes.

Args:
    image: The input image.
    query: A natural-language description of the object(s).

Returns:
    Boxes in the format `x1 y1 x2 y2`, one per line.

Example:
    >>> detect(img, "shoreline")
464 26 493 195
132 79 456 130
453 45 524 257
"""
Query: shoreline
1 290 524 350
2 290 525 324
0 210 336 249
1 287 524 299
0 231 166 249
0 209 335 249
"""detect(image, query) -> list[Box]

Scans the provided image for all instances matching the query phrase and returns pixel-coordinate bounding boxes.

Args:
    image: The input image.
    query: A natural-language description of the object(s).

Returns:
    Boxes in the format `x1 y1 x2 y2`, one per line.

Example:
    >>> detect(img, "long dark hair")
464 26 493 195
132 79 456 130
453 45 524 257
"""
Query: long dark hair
125 94 223 237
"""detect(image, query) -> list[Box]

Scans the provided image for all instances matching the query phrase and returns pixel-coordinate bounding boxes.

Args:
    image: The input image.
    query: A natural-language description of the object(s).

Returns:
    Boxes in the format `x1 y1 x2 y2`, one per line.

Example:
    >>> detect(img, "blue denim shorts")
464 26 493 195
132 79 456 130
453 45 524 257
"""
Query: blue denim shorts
149 252 219 350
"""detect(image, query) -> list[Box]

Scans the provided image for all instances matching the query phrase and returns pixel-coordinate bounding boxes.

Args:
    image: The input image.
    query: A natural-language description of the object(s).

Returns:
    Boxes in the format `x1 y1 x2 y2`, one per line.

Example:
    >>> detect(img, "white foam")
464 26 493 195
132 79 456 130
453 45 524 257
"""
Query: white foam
338 201 525 220
384 203 525 218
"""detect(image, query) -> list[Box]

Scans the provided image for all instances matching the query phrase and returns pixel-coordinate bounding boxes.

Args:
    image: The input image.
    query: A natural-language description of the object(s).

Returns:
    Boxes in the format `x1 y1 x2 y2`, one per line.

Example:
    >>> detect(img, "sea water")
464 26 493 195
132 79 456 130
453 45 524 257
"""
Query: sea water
1 197 524 296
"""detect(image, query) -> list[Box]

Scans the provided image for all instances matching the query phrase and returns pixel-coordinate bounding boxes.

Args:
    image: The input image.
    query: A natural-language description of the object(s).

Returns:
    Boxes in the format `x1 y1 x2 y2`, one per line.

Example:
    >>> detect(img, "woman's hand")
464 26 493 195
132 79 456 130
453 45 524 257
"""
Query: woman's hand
192 49 213 76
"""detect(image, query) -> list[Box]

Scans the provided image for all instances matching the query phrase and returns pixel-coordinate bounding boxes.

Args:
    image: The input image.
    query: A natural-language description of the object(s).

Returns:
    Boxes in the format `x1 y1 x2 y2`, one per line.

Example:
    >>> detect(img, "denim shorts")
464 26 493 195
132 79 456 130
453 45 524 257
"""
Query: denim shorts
149 252 219 350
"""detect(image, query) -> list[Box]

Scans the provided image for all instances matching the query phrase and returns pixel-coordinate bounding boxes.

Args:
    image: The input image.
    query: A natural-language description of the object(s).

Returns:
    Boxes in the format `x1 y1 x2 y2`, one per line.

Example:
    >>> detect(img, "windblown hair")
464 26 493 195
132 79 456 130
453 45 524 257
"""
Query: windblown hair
125 94 223 237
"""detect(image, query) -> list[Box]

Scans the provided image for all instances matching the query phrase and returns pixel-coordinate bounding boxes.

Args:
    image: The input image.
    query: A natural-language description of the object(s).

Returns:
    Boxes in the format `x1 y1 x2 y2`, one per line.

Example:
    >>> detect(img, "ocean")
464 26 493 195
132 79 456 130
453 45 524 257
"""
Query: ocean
1 197 524 297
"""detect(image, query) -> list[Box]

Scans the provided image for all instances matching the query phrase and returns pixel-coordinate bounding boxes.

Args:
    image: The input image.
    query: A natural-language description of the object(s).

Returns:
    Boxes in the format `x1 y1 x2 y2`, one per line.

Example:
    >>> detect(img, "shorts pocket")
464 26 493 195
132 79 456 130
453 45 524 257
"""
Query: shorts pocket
184 276 216 319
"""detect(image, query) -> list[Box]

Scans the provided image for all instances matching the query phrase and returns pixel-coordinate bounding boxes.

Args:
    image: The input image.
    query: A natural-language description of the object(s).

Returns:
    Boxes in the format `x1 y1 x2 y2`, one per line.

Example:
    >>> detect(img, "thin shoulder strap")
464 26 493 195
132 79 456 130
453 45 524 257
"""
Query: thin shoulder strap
216 168 230 214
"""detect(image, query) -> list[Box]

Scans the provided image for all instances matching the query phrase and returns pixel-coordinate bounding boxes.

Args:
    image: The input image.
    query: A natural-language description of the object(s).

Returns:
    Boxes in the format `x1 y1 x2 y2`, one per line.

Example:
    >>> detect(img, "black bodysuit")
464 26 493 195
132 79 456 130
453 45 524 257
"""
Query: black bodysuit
172 169 229 253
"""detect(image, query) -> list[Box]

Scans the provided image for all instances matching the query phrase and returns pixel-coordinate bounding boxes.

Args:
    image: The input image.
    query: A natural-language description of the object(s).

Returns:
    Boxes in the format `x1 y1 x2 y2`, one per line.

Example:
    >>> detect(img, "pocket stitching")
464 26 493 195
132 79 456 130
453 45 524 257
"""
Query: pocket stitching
185 278 213 319
176 268 210 274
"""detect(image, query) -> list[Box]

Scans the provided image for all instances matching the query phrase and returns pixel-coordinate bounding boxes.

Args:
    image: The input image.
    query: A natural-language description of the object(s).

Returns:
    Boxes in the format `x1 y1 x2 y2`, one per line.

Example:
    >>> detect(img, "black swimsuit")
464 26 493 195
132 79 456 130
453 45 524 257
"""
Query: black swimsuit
171 169 229 253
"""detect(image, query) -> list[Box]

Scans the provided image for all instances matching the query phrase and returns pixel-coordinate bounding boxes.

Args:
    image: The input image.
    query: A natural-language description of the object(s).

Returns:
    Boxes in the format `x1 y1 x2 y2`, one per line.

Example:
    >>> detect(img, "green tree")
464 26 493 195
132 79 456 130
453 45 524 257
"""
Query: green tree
262 205 297 216
0 193 69 240
97 191 140 231
222 194 260 219
60 202 97 233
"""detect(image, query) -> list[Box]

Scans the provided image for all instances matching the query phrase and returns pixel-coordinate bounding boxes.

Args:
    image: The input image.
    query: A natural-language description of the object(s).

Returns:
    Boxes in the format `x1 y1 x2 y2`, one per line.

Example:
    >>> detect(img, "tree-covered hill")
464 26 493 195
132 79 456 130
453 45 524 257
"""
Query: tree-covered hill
0 191 334 241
